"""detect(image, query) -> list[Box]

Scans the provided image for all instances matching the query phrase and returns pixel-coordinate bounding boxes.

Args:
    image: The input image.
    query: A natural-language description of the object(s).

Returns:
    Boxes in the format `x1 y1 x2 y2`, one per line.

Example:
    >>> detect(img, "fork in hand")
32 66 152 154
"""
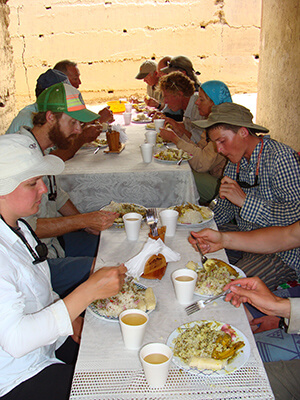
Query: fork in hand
185 289 231 316
190 232 207 264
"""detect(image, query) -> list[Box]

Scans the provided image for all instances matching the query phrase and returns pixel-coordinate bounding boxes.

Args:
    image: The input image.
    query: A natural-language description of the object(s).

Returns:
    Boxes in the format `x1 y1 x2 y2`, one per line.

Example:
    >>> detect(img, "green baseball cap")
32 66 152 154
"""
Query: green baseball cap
192 102 269 133
36 82 100 123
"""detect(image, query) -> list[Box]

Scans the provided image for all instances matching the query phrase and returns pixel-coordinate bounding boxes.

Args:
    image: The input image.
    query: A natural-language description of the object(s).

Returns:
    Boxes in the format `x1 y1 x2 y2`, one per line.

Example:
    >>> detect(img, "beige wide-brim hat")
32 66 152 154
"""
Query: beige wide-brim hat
192 102 269 133
0 134 65 195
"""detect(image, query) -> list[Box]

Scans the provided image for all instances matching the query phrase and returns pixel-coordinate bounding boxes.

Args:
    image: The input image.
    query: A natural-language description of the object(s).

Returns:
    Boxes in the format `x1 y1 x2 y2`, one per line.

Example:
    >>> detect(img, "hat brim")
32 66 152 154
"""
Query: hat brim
135 72 149 79
0 154 65 196
64 108 100 123
192 118 269 133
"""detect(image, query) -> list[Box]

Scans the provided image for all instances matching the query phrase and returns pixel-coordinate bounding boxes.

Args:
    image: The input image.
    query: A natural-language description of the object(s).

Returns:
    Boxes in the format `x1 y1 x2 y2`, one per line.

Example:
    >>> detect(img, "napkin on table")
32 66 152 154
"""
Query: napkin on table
111 123 128 143
125 238 181 279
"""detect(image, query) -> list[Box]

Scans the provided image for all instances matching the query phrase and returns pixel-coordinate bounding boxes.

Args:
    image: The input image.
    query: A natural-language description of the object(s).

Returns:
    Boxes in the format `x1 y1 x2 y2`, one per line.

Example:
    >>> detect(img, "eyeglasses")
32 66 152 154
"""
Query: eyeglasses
170 81 180 92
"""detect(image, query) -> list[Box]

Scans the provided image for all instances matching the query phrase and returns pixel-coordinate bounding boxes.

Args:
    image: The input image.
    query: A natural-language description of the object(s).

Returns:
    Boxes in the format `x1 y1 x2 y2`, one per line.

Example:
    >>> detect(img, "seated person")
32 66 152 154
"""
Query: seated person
144 56 184 121
54 59 114 124
160 55 201 90
135 60 163 106
160 80 231 204
188 222 300 400
193 102 300 290
0 133 127 400
18 82 118 297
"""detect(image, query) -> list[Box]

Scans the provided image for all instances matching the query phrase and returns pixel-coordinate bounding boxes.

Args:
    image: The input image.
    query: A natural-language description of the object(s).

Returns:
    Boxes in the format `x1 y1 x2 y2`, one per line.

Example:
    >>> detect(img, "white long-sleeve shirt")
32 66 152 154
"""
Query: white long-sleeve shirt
0 219 73 397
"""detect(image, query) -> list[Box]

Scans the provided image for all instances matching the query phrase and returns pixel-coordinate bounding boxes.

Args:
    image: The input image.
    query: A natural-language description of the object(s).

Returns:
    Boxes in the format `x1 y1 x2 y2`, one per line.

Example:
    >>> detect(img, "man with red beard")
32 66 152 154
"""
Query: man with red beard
18 82 118 297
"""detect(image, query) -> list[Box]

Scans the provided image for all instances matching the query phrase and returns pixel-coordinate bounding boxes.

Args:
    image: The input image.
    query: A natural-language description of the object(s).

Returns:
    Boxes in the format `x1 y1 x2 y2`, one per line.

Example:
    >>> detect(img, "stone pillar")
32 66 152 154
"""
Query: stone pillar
0 0 16 134
257 0 300 151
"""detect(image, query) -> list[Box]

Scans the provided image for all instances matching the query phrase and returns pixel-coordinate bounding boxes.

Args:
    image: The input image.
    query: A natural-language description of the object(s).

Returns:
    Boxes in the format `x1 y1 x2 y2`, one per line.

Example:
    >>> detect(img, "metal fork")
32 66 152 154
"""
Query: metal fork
185 289 231 316
190 232 208 264
146 208 158 236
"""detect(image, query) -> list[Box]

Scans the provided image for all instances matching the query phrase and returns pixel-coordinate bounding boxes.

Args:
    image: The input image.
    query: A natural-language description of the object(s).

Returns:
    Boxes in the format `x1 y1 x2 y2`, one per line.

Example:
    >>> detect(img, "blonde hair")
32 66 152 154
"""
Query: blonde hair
159 71 195 97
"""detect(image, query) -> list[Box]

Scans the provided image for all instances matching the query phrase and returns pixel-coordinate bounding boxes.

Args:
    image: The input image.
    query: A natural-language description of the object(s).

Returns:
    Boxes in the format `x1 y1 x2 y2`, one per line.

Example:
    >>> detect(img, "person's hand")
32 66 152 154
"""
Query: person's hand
223 277 291 318
81 123 102 144
150 110 165 120
88 264 127 301
83 210 119 234
219 176 246 207
71 316 84 344
144 96 159 108
159 128 179 144
99 107 114 124
250 315 280 333
163 118 185 137
188 229 224 254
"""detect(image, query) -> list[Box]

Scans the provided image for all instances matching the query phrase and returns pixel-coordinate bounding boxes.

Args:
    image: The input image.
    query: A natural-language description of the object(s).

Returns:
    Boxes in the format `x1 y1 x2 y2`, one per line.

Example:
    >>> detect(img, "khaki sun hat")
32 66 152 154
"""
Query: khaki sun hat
192 102 269 133
36 82 100 123
0 134 65 195
135 60 157 80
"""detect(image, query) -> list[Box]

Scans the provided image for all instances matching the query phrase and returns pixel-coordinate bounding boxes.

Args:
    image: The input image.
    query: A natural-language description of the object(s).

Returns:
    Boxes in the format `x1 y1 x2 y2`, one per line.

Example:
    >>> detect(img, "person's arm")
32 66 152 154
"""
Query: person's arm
223 277 291 318
35 199 118 238
98 107 114 124
0 264 126 358
189 221 300 255
51 124 102 161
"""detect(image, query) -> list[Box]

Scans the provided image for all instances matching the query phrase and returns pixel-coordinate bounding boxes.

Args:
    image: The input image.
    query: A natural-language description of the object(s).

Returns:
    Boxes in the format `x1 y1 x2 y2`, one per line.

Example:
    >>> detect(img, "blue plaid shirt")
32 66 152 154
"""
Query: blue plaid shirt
213 136 300 274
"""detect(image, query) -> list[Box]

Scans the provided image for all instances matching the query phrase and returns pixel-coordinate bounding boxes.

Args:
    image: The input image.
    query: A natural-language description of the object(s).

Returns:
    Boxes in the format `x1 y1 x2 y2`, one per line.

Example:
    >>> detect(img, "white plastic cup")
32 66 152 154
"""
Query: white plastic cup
123 112 132 125
140 143 154 163
119 309 149 350
159 209 179 237
154 119 165 133
172 268 197 305
145 130 157 146
123 212 142 241
125 103 132 112
140 343 172 388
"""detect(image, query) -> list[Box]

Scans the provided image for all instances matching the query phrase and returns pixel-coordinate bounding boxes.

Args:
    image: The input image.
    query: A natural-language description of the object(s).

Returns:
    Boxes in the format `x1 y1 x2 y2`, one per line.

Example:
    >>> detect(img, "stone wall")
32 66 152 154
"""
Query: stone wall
7 0 262 108
0 0 15 133
257 0 300 151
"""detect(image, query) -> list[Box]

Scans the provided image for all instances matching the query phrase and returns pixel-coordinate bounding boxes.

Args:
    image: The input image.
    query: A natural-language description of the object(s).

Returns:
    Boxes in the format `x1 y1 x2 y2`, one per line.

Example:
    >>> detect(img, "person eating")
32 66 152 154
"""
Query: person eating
0 134 126 400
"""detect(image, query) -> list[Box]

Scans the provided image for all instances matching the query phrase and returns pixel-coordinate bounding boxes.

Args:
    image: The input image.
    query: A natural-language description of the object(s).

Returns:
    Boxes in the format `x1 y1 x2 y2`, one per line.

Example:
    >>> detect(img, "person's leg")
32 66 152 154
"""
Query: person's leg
0 364 74 400
264 360 300 400
62 230 100 257
192 170 220 205
48 256 93 297
236 252 298 291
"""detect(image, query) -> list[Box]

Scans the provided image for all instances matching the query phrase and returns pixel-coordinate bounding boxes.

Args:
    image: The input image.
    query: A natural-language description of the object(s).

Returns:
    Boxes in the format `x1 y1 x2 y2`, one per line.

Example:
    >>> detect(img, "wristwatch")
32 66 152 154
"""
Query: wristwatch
279 317 288 333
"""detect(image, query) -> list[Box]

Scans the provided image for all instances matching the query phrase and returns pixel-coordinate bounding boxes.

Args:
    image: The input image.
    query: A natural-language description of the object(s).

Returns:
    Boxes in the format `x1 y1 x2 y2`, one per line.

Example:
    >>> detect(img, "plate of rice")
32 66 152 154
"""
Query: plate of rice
87 280 156 321
186 259 246 298
101 201 147 226
167 320 250 376
154 148 192 163
169 203 214 226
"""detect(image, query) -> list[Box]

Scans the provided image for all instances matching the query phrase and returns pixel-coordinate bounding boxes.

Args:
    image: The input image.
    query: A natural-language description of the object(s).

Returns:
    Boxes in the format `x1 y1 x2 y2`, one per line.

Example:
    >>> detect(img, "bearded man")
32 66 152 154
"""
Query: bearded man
18 82 118 297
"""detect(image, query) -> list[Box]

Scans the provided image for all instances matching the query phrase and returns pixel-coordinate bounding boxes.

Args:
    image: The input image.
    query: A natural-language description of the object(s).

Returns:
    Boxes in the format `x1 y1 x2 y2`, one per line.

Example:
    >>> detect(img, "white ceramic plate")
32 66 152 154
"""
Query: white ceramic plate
168 205 214 226
167 320 250 376
153 155 193 164
100 202 147 227
194 264 246 299
132 118 152 124
87 282 155 322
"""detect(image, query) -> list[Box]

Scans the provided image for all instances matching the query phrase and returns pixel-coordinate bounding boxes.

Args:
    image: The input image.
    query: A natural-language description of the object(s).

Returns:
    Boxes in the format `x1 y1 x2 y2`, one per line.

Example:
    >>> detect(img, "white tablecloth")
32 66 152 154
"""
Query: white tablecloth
57 116 199 212
70 219 274 400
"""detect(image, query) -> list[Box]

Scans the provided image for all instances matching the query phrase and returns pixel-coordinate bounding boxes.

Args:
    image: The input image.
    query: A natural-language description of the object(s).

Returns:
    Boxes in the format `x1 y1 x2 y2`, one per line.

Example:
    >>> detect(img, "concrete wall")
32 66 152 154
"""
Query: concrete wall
7 0 262 109
0 0 16 133
257 0 300 151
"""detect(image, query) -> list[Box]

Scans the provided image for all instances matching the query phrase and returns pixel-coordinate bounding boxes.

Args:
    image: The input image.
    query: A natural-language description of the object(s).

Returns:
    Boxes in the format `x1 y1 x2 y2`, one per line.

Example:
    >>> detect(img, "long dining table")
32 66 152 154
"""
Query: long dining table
69 216 274 400
57 113 199 213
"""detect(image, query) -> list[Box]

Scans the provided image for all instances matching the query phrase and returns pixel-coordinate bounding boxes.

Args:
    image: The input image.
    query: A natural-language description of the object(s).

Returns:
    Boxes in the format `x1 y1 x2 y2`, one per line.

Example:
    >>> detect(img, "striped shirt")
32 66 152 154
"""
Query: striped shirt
213 136 300 274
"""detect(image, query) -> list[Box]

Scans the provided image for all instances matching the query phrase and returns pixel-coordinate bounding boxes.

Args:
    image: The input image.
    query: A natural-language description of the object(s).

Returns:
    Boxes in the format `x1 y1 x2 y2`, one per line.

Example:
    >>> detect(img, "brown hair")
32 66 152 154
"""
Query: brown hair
207 123 258 136
32 111 63 127
158 71 195 97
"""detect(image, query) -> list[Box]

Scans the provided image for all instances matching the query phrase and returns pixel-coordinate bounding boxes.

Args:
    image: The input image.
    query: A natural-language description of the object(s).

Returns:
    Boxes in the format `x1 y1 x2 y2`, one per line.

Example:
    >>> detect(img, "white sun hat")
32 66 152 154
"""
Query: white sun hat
0 134 65 195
